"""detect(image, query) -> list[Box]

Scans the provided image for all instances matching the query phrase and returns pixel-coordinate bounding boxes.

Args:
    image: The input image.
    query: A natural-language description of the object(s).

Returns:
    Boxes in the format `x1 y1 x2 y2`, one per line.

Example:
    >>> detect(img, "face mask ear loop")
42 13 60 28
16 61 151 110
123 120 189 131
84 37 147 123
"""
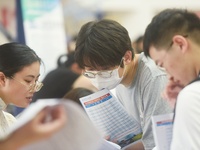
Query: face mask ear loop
118 59 126 79
119 57 125 68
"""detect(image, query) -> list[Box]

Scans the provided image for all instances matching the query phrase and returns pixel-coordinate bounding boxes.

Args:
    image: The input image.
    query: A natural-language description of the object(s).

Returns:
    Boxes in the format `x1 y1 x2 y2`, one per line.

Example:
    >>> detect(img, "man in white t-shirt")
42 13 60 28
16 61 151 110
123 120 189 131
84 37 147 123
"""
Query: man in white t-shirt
143 8 200 149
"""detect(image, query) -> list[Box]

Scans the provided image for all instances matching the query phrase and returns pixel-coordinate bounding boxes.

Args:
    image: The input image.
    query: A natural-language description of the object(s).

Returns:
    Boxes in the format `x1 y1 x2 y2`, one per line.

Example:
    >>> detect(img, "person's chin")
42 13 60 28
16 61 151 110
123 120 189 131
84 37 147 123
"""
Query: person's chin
20 100 31 108
26 97 33 103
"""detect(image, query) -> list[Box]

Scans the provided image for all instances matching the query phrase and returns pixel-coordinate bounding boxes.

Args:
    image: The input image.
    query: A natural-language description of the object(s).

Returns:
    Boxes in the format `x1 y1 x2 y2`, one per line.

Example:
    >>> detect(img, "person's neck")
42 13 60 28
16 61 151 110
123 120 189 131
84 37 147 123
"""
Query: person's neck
122 54 139 87
190 42 200 77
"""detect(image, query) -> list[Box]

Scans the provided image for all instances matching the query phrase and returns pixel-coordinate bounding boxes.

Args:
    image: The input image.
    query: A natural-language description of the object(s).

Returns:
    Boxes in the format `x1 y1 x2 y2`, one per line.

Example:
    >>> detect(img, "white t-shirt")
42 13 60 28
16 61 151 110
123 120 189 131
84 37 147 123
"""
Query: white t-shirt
170 81 200 150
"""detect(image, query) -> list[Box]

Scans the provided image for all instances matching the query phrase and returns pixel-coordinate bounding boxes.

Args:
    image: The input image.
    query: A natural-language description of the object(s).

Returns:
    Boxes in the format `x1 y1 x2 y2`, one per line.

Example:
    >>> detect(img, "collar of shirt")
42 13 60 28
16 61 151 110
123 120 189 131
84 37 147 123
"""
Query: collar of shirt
0 98 7 111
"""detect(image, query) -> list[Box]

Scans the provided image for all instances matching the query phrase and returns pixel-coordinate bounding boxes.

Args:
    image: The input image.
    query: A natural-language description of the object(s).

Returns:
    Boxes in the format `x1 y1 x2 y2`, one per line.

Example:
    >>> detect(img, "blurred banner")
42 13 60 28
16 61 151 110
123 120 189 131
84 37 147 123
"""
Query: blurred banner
14 0 67 116
0 0 16 44
19 0 67 79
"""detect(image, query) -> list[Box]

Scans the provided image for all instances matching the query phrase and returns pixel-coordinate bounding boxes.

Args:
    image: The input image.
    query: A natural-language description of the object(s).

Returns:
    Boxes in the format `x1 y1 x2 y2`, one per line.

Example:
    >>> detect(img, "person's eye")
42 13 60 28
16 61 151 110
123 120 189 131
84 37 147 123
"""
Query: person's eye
24 80 32 84
156 61 162 67
84 74 90 77
83 72 95 78
85 72 91 75
157 66 166 71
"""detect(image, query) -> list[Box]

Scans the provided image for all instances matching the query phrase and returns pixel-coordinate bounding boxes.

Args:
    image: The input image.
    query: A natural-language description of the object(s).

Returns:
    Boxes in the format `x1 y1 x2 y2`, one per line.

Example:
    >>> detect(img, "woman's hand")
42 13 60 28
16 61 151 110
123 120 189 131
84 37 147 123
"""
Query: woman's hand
5 105 67 149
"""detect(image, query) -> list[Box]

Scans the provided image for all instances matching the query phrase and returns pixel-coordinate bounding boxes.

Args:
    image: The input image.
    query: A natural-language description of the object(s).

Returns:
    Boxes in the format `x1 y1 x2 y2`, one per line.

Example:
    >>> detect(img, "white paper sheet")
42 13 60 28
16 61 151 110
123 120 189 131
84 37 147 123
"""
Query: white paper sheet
80 89 142 148
6 99 120 150
151 113 174 150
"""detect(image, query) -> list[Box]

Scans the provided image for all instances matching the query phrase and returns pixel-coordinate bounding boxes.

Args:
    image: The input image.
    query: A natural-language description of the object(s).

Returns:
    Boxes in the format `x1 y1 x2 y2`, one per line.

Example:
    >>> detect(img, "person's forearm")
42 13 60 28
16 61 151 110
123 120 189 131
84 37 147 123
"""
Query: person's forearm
124 141 145 150
0 136 19 150
0 129 28 150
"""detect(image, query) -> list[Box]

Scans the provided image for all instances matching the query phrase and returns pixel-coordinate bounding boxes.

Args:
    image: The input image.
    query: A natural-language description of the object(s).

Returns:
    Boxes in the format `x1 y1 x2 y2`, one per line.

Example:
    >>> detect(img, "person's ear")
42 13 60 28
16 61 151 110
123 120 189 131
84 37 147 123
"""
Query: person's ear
123 50 132 65
0 72 6 87
172 35 188 53
71 63 82 75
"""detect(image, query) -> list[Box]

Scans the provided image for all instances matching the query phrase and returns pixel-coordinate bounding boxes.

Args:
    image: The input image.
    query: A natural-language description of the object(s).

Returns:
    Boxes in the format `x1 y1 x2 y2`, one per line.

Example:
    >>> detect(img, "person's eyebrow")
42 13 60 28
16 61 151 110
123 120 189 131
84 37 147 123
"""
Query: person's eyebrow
25 74 41 79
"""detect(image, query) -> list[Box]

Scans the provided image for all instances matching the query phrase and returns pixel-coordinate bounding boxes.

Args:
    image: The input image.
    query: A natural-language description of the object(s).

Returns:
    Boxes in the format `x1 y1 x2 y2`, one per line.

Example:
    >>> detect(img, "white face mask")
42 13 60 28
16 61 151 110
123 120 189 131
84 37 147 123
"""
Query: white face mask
89 66 125 90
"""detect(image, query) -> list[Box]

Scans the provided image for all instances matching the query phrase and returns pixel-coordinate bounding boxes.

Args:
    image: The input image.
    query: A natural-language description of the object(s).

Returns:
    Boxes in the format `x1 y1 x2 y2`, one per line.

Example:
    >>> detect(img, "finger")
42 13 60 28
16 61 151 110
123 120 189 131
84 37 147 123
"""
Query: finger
34 106 51 124
50 105 66 120
104 135 110 140
39 105 67 134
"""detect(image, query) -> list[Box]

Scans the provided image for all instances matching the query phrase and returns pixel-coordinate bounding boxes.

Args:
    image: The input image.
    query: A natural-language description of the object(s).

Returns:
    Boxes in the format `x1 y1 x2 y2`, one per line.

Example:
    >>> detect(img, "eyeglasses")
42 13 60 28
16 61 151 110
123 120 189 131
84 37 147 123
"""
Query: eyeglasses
83 58 124 79
10 77 43 92
83 70 115 78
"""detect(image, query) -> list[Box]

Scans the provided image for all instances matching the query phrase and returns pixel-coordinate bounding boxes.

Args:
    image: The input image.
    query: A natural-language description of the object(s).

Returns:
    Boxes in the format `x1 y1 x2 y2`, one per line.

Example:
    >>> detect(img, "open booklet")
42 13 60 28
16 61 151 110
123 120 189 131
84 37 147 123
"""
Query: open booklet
151 113 174 150
79 88 142 148
5 99 121 150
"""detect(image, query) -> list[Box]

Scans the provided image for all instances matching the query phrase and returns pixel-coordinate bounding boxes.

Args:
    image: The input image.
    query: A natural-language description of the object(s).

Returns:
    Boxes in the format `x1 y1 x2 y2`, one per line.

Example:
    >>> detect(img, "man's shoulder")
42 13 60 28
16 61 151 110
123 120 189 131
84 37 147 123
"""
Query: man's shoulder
178 81 200 108
181 81 200 94
138 53 167 78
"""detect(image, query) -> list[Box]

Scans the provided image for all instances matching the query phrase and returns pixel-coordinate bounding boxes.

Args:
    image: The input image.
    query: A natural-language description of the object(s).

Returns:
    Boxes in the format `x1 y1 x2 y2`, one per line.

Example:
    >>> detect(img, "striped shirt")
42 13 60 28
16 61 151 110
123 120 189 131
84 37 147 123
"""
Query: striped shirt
116 53 173 150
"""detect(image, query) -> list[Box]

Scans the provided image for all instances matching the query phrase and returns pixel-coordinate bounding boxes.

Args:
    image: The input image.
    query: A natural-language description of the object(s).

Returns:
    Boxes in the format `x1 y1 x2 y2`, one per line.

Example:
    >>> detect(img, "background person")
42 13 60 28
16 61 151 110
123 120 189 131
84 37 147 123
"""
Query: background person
132 35 144 54
32 51 97 103
63 87 94 106
32 51 81 102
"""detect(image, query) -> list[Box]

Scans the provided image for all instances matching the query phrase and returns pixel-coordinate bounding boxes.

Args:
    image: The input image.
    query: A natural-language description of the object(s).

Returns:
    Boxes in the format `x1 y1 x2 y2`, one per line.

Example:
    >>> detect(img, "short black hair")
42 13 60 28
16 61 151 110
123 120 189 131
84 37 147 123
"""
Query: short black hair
75 19 134 70
143 8 200 57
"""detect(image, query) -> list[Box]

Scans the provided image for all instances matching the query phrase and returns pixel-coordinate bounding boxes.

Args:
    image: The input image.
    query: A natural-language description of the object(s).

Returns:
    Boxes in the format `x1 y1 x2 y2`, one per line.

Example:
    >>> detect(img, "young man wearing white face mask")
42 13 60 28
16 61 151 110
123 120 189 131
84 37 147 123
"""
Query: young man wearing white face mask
87 57 125 90
74 19 173 150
